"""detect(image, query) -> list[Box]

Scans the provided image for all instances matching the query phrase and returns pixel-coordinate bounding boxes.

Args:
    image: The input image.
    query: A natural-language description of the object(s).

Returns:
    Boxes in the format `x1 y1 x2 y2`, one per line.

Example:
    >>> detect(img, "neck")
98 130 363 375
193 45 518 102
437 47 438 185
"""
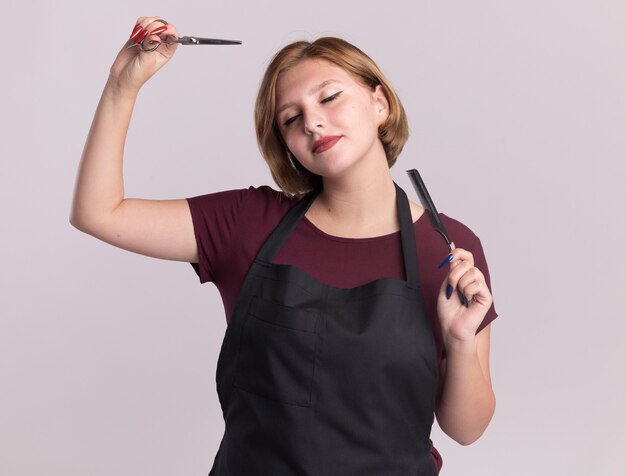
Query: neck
308 158 398 238
318 174 395 217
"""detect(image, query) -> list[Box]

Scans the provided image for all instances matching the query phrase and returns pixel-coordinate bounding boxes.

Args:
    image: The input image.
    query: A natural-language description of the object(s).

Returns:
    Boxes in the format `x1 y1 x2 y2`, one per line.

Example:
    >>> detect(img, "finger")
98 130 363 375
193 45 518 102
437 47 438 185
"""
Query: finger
130 16 167 28
449 247 474 268
129 24 143 41
440 260 471 304
141 24 179 45
446 260 473 290
461 279 492 306
132 16 174 45
457 267 484 292
461 280 482 303
437 246 471 270
145 26 181 55
439 274 463 304
137 16 168 28
458 268 492 306
457 267 485 302
128 16 150 42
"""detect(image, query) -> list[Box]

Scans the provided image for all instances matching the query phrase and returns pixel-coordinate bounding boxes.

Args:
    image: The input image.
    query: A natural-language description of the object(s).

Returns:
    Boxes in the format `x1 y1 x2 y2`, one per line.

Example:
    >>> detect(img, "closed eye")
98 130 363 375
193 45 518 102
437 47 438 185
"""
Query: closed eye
283 114 301 127
322 91 342 103
282 91 342 127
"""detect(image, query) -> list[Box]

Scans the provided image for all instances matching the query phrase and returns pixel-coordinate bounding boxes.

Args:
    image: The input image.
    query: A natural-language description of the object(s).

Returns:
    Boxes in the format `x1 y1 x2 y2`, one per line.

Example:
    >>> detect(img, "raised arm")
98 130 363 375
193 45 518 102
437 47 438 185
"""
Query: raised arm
70 17 198 263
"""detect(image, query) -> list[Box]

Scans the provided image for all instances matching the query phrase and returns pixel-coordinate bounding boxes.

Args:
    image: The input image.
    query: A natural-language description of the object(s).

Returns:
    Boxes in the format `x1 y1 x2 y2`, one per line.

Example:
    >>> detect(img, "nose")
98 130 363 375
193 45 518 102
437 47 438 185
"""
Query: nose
303 109 324 135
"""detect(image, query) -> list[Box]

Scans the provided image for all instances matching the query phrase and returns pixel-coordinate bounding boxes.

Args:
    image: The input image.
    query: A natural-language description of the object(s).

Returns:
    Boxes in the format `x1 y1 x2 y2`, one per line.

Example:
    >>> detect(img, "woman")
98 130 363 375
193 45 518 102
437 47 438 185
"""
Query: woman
71 16 497 475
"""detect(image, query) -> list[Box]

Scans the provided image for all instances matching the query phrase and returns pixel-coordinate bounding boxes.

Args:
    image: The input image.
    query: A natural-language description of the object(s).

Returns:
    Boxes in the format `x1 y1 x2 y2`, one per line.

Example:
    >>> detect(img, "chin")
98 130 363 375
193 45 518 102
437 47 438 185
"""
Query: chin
313 154 360 177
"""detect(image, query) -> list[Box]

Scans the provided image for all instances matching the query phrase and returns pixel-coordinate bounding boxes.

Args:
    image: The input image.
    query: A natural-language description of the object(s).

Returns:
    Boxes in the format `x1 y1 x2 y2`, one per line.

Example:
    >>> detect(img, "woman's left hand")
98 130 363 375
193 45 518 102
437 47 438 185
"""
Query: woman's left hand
437 247 493 347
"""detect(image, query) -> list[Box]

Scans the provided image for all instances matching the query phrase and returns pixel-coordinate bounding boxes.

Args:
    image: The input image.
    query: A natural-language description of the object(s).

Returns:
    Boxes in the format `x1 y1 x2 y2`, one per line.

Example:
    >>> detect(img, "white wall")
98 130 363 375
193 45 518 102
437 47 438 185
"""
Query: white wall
2 0 625 474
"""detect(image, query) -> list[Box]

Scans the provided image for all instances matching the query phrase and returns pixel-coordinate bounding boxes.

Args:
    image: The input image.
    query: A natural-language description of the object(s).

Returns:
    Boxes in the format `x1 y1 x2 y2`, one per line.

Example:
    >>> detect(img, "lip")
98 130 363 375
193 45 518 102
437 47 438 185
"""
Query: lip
312 135 342 154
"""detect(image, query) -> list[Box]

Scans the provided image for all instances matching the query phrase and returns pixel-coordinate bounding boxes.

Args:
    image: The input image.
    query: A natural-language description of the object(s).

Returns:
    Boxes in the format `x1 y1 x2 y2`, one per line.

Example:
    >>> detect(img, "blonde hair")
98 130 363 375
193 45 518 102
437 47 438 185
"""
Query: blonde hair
255 37 409 196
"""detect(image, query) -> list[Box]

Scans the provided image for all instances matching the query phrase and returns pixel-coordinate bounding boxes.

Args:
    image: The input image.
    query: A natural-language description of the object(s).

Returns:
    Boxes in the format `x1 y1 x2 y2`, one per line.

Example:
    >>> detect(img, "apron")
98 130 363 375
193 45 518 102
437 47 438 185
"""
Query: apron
209 184 439 476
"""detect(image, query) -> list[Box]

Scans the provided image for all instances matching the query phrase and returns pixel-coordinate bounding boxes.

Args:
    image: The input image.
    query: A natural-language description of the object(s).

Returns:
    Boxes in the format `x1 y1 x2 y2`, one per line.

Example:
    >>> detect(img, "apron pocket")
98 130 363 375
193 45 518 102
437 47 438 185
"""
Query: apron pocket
234 296 321 407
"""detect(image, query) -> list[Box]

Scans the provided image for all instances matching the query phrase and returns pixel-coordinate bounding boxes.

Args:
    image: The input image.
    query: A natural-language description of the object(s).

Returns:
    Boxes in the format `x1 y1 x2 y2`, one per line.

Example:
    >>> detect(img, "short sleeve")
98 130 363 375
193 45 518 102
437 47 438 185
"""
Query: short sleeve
185 186 294 287
186 188 249 283
469 234 498 333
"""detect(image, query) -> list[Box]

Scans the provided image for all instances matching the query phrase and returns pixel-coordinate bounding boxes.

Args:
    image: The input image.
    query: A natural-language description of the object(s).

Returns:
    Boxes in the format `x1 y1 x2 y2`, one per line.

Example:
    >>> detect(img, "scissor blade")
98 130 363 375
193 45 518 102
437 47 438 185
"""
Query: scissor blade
179 36 242 45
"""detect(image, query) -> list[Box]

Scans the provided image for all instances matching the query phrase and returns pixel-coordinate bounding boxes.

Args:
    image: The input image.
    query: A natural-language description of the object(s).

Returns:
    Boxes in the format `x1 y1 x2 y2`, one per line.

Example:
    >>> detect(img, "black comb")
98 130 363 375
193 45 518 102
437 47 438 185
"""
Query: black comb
406 169 452 248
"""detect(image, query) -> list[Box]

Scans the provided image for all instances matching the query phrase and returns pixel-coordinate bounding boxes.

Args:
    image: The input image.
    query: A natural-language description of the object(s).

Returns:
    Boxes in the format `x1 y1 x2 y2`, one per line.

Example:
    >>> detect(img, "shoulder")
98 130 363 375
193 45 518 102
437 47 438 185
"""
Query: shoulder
439 213 481 248
185 185 297 246
245 185 299 213
186 184 290 206
185 185 299 283
437 213 495 291
413 211 490 273
406 197 480 245
413 211 481 247
237 186 299 227
186 185 296 217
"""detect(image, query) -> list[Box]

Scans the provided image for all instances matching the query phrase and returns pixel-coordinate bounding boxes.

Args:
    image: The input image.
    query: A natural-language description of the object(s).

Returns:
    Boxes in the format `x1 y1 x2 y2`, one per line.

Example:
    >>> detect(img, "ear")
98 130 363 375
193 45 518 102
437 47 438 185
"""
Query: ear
372 84 390 126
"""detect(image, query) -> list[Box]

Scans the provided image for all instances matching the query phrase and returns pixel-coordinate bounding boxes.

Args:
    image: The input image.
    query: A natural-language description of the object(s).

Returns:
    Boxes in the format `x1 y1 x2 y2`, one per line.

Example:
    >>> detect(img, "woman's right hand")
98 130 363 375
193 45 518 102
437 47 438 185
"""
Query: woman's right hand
108 16 180 94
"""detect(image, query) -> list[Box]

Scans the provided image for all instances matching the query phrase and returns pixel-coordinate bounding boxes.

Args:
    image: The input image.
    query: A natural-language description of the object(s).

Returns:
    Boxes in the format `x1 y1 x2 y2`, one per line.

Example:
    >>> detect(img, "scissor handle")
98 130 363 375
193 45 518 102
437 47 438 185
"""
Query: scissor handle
133 37 187 52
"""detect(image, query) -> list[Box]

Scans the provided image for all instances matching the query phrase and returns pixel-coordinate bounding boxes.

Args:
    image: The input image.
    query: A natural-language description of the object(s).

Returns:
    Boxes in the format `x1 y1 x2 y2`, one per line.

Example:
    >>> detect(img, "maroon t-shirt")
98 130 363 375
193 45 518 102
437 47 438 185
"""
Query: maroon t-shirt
187 185 498 473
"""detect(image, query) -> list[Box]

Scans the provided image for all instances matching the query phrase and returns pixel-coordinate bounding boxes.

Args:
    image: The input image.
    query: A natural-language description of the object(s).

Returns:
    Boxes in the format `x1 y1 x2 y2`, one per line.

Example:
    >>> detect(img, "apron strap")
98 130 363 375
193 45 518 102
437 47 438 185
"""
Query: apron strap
395 183 420 288
255 190 319 264
255 184 421 288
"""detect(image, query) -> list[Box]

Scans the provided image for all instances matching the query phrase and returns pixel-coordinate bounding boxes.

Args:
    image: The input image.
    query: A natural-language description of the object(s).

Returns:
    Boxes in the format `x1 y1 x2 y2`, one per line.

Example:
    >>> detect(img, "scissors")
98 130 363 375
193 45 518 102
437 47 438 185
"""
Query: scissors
406 169 469 306
127 35 242 52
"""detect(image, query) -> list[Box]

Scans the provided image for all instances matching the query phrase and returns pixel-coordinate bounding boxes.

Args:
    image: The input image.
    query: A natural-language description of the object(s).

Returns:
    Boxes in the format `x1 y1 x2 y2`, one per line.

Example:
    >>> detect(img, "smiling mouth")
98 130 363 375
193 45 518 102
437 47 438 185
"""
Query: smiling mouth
312 136 342 154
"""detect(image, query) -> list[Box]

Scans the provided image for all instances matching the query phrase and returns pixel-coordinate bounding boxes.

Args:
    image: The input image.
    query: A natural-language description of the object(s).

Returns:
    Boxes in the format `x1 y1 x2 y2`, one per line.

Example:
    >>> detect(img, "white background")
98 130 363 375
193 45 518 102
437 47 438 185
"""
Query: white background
2 1 625 474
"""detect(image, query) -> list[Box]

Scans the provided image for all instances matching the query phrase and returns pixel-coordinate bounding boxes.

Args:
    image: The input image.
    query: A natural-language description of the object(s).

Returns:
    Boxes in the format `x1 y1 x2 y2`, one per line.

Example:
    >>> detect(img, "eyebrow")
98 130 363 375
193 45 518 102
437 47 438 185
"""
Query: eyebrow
276 79 340 115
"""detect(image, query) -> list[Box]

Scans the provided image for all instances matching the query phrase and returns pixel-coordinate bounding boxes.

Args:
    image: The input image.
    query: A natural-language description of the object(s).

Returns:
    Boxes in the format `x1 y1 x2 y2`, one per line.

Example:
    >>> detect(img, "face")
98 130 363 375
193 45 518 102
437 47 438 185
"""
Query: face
275 58 389 180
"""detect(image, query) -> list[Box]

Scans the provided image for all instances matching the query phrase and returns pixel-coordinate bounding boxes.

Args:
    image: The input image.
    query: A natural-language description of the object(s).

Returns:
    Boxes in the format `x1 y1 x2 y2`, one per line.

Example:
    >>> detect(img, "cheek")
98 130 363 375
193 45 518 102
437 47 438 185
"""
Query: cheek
350 99 375 121
282 131 305 154
278 126 294 143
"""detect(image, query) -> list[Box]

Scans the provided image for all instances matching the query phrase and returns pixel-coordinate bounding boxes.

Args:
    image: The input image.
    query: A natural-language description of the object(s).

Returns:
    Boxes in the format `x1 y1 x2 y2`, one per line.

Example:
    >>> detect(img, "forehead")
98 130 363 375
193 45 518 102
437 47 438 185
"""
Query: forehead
275 59 357 101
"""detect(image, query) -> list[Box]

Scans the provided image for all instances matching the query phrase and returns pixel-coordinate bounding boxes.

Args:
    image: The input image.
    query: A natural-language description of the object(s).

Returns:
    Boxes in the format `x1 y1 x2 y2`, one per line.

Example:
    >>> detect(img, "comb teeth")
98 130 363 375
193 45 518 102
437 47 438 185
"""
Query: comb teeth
406 169 452 246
